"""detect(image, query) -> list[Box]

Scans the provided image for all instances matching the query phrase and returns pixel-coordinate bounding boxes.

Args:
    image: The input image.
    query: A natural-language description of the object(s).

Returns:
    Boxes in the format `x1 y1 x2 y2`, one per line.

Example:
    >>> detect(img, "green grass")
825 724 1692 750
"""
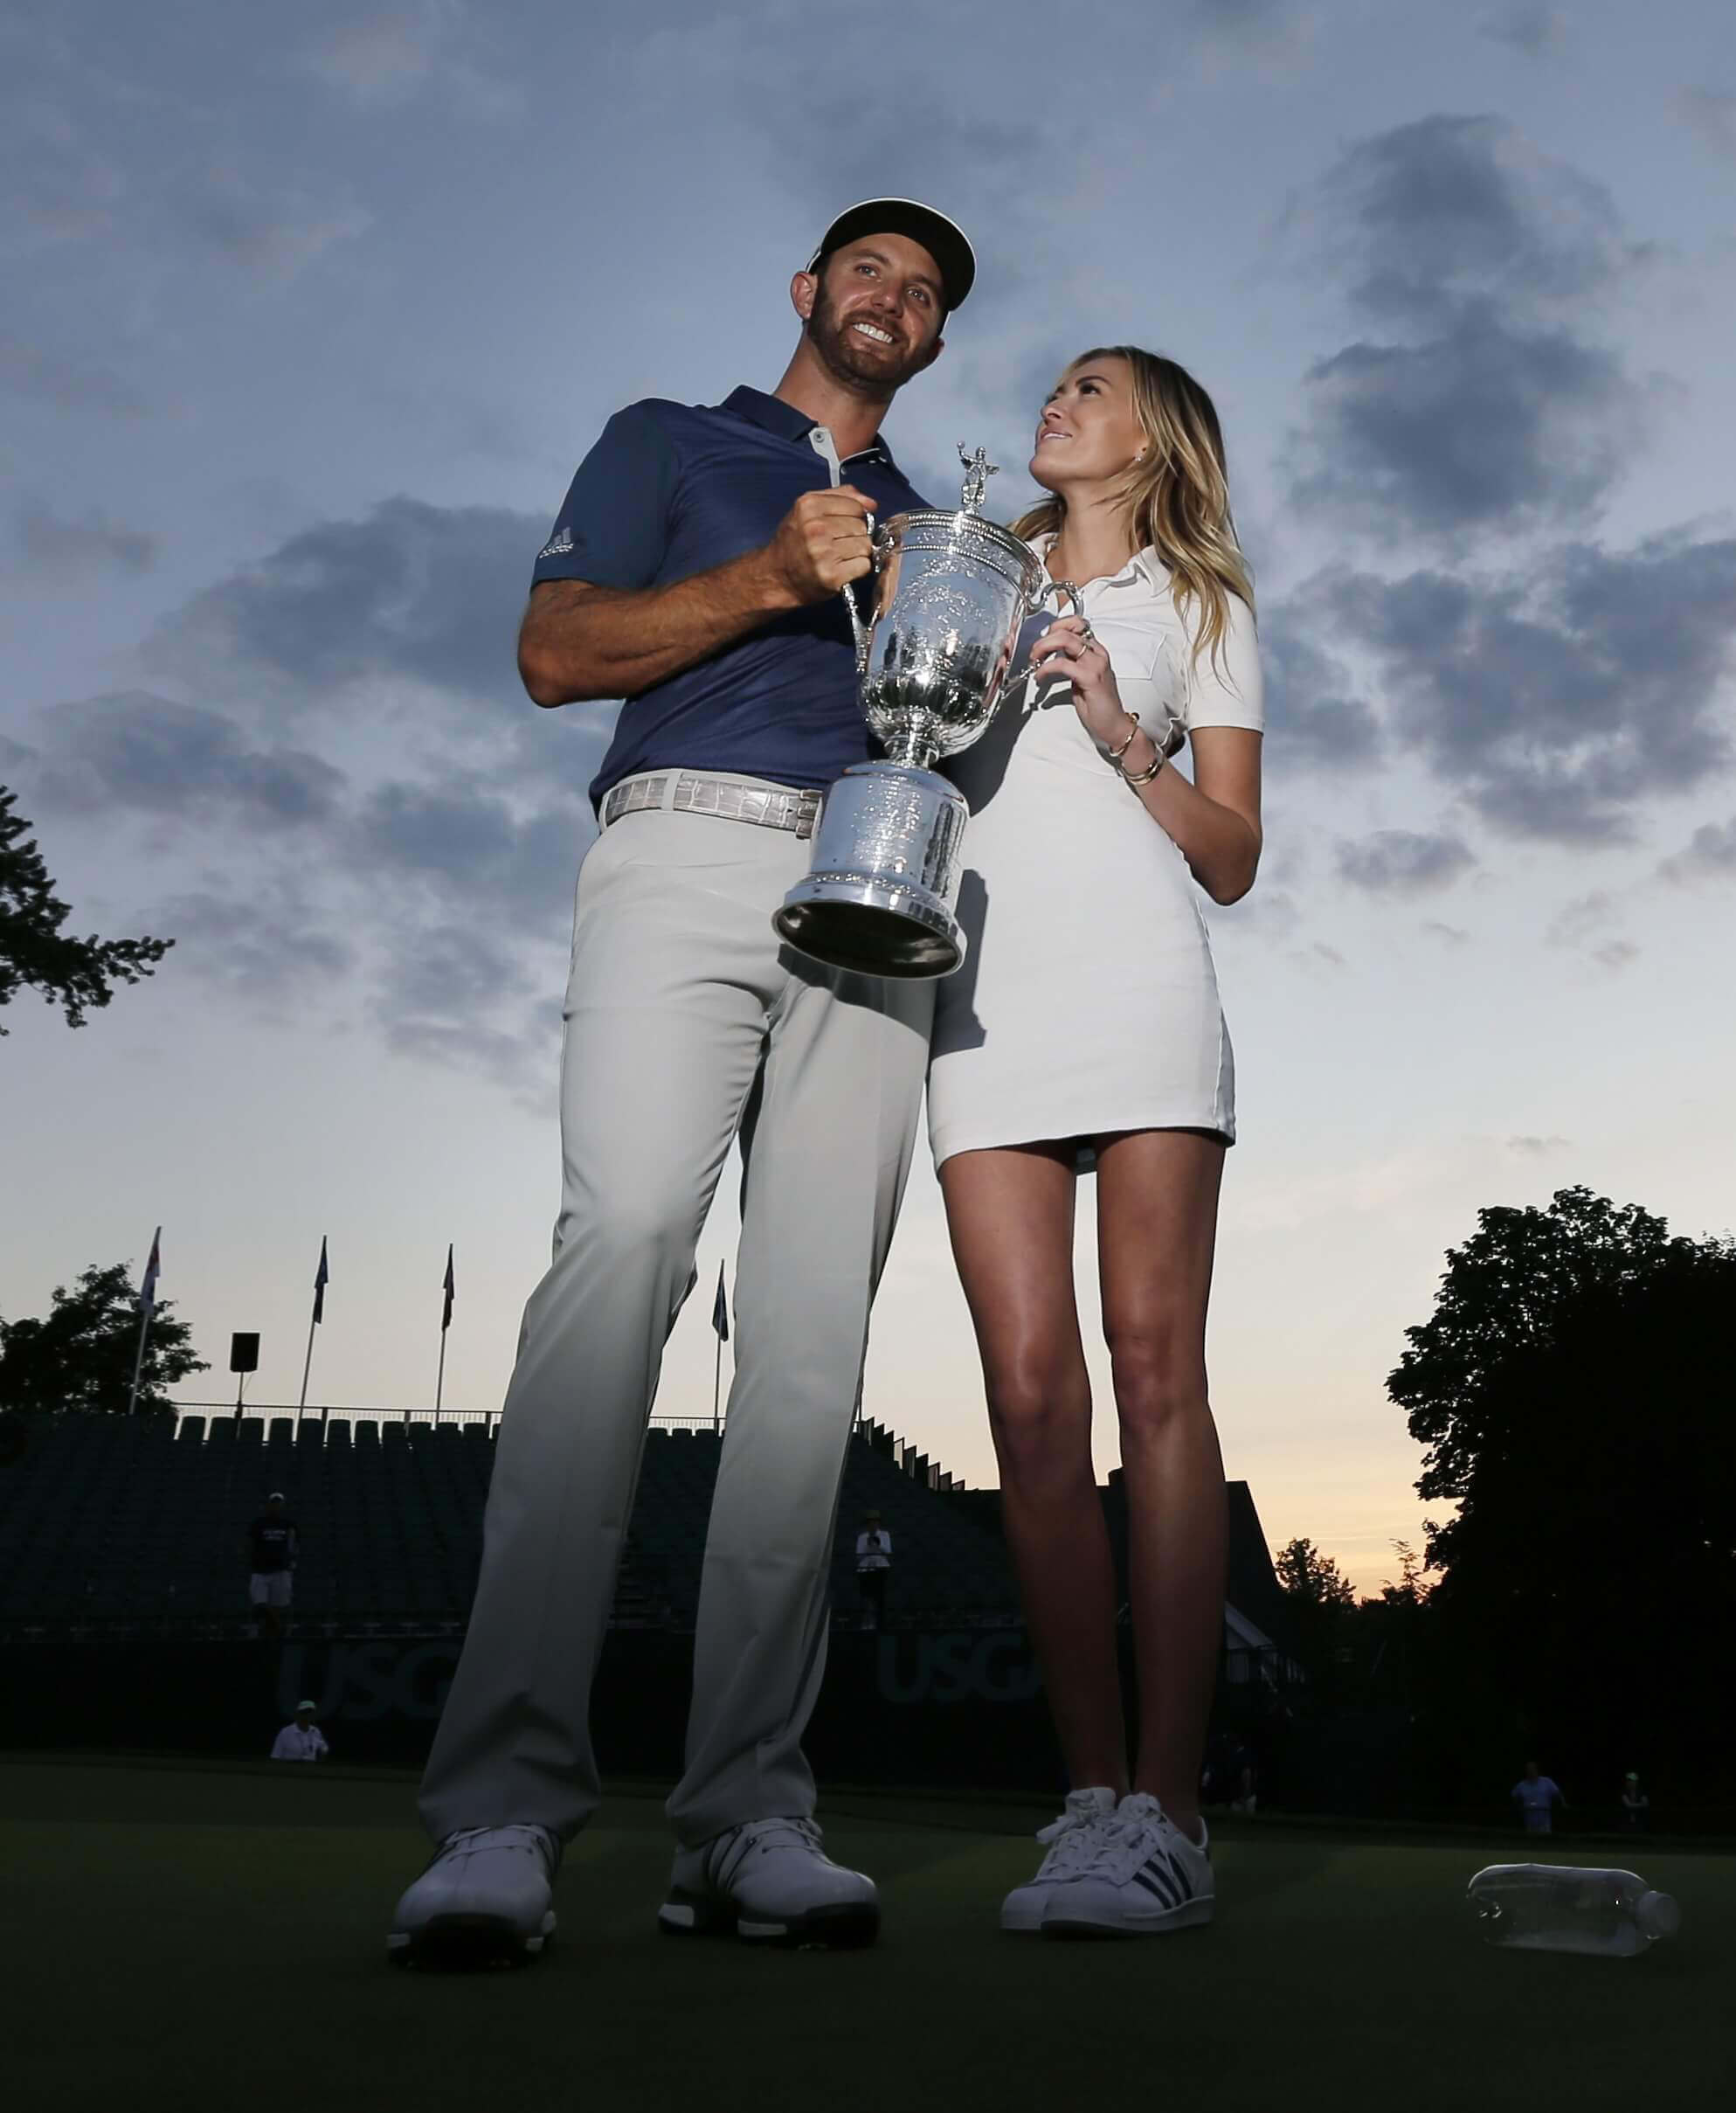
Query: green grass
3 1756 1732 2113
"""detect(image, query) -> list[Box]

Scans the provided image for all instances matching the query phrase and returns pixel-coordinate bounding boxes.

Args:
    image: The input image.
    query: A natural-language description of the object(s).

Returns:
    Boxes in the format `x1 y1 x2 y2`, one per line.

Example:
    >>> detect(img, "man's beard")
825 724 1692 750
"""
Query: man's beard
806 281 927 395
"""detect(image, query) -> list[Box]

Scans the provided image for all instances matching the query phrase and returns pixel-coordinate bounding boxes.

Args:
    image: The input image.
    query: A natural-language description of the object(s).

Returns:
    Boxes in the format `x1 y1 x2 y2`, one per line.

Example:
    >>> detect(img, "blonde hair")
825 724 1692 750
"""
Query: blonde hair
1012 346 1255 671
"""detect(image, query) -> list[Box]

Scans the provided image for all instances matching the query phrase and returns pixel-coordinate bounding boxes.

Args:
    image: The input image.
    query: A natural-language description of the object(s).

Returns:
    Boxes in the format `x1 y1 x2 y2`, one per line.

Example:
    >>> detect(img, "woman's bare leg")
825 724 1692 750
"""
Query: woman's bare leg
1094 1129 1228 1834
939 1144 1127 1795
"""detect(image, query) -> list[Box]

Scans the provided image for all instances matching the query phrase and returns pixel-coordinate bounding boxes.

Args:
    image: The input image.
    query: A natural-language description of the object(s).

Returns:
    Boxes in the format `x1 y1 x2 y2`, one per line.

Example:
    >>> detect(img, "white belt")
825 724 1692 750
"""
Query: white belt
600 772 822 841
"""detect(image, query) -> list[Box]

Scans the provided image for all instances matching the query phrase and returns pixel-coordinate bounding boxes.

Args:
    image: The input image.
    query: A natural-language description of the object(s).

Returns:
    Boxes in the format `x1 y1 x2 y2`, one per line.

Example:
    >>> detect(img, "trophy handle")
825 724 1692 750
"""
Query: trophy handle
1034 577 1086 620
1025 579 1185 754
843 517 891 674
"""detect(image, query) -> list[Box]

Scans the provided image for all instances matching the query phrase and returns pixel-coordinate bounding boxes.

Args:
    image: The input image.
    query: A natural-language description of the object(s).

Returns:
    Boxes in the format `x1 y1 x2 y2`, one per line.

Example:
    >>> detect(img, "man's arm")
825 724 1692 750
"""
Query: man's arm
518 487 876 707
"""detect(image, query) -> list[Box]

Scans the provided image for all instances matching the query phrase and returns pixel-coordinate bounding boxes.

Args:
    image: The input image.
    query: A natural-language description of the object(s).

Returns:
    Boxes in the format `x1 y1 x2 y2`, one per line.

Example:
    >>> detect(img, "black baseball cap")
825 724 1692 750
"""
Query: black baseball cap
807 198 976 312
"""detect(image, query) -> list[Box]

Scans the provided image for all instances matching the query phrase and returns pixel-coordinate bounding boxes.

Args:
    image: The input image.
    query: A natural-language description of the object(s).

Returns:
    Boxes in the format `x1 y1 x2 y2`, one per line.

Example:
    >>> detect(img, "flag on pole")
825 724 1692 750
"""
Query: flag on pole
312 1237 329 1325
138 1227 162 1315
441 1245 455 1333
710 1263 730 1343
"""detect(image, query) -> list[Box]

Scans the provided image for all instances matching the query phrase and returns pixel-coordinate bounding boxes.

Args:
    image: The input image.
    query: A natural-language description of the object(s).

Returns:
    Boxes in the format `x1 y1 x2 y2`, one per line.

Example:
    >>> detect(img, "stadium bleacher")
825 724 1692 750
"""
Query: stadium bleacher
0 1412 1020 1635
0 1412 1295 1685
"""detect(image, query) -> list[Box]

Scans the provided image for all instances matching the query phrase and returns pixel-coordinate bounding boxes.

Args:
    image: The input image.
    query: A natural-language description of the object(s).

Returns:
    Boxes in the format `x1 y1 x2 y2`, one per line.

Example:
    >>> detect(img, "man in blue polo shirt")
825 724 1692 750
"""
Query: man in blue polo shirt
392 199 976 1969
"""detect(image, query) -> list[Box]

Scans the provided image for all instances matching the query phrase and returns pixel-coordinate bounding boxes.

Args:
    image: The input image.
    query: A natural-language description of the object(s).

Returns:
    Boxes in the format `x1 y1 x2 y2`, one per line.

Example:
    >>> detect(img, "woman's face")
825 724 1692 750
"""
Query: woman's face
1030 356 1145 491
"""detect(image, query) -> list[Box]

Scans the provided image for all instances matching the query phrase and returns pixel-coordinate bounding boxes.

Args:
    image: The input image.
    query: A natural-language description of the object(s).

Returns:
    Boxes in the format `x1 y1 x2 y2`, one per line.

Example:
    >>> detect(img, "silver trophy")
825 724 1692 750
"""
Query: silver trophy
773 446 1080 979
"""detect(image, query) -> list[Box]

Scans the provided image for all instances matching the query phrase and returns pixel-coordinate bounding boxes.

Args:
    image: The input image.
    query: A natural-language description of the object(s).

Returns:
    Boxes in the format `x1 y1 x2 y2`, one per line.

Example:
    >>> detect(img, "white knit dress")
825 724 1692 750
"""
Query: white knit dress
927 543 1263 1170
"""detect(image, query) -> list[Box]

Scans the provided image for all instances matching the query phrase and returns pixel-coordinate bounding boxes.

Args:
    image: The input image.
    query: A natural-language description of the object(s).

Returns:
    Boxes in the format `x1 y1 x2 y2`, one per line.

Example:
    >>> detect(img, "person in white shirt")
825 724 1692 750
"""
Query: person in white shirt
929 345 1263 1939
854 1511 892 1630
272 1701 329 1763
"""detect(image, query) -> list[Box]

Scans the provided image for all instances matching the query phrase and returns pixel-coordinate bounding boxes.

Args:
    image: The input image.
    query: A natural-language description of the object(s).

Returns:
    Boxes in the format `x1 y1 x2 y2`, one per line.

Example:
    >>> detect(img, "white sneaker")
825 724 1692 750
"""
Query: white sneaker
1040 1793 1214 1938
1000 1786 1122 1933
387 1824 559 1967
658 1817 878 1949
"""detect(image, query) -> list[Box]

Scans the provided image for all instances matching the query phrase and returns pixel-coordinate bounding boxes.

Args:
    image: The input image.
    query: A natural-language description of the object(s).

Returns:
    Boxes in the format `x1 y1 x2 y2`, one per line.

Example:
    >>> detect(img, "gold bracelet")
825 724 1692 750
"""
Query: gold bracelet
1117 741 1165 786
1106 711 1141 762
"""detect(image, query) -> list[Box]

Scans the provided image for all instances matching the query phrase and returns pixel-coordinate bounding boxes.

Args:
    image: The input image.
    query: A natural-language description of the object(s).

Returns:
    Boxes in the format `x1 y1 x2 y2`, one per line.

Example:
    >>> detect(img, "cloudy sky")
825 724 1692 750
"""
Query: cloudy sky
4 0 1733 1593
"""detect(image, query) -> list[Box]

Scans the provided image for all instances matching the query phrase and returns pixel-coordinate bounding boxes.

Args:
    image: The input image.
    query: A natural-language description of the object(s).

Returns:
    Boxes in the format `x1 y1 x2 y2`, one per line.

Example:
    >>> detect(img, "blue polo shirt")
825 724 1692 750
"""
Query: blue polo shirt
530 385 931 807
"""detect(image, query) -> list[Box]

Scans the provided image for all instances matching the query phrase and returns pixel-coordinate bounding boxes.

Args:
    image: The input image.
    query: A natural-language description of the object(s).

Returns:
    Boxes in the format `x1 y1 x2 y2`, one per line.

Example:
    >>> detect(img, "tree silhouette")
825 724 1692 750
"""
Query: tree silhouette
0 1263 207 1416
0 786 172 1033
1391 1187 1691 1567
1275 1536 1357 1611
1389 1188 1736 1800
1275 1535 1358 1690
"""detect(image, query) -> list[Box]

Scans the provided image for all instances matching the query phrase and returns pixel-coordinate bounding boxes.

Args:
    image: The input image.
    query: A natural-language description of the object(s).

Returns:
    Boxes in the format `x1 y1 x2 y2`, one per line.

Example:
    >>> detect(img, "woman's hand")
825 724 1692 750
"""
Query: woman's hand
1027 615 1130 749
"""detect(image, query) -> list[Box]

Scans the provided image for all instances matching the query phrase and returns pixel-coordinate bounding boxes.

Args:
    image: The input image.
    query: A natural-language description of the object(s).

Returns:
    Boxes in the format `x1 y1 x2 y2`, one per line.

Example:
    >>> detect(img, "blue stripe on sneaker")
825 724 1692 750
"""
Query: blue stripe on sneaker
1132 1863 1178 1908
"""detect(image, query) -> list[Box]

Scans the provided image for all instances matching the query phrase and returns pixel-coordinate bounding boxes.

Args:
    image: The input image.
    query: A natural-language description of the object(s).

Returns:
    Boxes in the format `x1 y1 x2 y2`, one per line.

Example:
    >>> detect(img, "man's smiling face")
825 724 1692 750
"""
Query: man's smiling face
801 233 946 391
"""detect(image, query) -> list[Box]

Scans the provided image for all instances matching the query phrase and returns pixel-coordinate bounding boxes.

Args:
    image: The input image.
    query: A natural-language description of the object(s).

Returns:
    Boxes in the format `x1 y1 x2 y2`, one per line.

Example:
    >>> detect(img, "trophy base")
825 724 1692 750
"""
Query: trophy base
775 877 962 979
772 761 968 980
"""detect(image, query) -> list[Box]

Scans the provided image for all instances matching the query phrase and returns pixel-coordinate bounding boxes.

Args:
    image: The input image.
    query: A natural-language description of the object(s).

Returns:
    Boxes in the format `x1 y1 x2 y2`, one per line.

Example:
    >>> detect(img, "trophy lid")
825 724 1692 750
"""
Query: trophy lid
868 442 1049 597
878 505 1047 598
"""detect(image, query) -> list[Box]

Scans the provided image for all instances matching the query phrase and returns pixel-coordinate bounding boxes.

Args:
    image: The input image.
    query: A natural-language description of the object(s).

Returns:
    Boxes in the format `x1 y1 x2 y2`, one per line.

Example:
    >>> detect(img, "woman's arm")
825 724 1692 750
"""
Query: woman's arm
1029 617 1264 904
1117 724 1262 904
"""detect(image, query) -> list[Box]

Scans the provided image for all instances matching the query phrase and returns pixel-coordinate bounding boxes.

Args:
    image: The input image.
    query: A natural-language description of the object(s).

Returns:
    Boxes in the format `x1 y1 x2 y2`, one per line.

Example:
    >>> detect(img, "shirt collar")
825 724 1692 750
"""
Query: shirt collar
1119 547 1168 592
718 384 896 469
1030 530 1167 593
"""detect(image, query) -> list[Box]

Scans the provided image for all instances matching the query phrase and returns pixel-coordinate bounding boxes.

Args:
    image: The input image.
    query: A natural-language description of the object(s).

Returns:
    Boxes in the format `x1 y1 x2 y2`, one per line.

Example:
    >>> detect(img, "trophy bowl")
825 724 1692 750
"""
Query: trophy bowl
773 448 1078 980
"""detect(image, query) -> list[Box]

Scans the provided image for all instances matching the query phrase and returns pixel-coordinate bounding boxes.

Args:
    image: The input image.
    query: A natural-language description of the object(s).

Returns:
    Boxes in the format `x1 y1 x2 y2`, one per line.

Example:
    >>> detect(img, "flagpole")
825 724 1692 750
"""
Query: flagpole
296 1313 316 1430
127 1305 151 1418
710 1260 728 1436
437 1244 453 1421
128 1224 162 1417
298 1236 329 1431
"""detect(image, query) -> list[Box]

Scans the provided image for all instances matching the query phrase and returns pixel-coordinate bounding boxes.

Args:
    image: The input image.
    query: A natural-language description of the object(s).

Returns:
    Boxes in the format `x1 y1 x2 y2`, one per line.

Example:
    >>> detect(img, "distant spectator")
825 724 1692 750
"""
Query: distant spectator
1228 1736 1258 1816
247 1491 298 1638
271 1701 329 1763
1620 1770 1650 1832
854 1509 892 1631
1511 1759 1567 1835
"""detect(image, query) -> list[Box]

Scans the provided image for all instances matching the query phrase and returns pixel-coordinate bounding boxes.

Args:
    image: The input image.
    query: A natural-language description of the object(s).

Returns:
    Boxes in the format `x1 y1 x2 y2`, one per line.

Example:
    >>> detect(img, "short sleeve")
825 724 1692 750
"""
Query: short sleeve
1182 590 1263 734
531 404 679 592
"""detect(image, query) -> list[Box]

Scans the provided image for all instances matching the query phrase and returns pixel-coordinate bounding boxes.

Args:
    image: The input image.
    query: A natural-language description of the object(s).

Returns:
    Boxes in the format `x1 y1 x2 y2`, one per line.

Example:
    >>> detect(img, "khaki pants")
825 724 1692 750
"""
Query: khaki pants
418 778 932 1847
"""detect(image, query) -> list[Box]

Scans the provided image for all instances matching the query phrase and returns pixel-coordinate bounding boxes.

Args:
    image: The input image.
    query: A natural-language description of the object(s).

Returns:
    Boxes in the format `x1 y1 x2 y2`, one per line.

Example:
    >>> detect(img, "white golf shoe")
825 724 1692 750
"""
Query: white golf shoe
1040 1793 1214 1938
1000 1786 1122 1933
387 1823 560 1968
658 1817 878 1949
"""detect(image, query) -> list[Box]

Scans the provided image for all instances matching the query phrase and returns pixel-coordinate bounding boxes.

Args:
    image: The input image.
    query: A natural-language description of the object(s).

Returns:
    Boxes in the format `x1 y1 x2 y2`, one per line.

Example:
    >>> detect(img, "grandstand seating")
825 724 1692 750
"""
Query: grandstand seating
0 1413 1018 1634
0 1414 1295 1673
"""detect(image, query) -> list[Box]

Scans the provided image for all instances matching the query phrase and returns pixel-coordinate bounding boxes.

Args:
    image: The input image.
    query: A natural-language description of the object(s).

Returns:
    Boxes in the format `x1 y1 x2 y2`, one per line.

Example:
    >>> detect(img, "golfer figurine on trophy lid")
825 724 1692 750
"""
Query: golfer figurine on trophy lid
773 445 1081 980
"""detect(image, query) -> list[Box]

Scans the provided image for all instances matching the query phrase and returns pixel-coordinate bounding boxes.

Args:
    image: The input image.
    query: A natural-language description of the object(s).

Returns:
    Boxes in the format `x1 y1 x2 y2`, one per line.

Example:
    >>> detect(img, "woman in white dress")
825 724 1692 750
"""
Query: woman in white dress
928 346 1264 1936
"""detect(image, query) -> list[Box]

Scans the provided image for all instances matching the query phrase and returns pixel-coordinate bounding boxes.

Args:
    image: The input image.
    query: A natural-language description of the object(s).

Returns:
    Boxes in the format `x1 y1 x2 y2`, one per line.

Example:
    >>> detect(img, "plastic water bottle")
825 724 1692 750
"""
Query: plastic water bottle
1467 1864 1680 1957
